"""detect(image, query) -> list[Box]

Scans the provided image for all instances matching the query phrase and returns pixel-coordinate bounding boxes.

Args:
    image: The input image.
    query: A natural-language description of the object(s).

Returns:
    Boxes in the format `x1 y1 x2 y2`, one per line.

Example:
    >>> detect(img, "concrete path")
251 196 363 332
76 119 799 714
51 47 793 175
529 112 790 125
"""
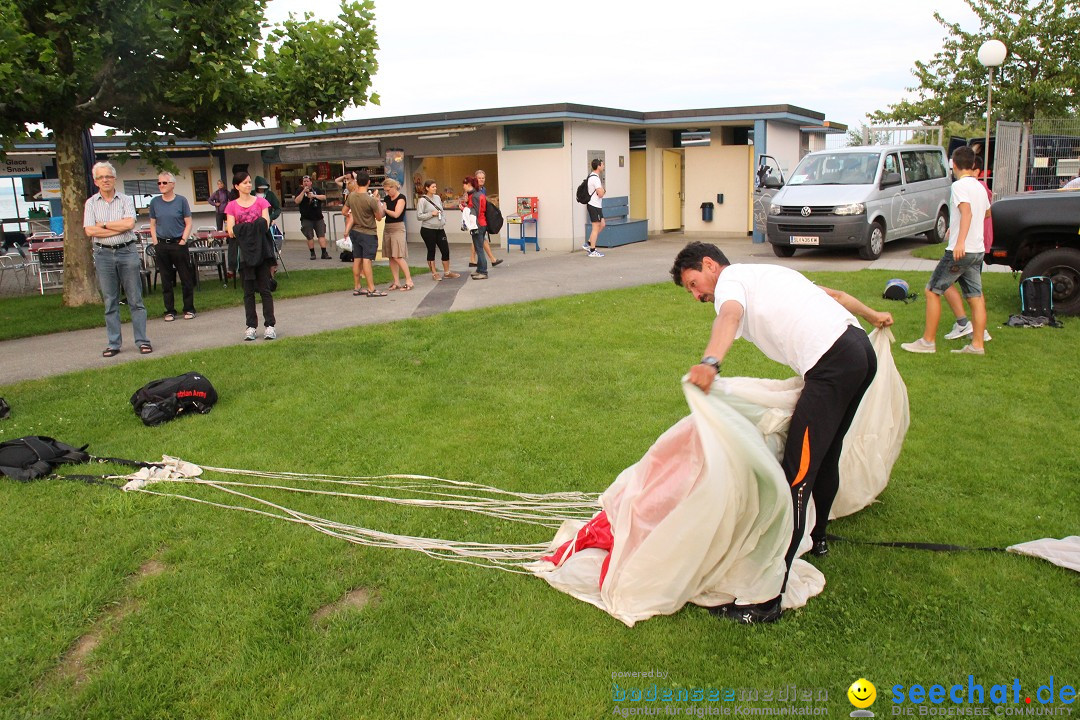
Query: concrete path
0 234 993 385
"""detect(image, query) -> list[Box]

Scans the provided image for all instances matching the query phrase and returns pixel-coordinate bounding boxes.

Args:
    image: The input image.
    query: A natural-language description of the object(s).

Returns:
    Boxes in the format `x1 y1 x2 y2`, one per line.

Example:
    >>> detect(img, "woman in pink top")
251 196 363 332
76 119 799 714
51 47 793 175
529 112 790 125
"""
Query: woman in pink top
225 171 276 341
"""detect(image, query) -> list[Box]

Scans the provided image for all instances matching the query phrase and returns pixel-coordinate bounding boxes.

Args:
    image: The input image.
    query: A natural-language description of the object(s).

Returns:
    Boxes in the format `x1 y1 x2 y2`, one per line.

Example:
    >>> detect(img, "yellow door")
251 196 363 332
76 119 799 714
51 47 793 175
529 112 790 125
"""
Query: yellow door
663 149 683 231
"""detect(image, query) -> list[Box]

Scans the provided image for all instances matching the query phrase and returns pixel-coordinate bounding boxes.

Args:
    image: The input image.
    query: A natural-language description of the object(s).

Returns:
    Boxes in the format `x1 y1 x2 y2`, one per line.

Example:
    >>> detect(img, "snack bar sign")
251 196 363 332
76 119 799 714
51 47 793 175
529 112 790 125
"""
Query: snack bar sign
0 158 42 178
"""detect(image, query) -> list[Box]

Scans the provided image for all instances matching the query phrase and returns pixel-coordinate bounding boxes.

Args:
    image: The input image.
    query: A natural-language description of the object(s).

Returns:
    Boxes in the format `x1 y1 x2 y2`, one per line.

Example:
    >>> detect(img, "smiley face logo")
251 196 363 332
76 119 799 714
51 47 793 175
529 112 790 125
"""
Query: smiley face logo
848 678 877 709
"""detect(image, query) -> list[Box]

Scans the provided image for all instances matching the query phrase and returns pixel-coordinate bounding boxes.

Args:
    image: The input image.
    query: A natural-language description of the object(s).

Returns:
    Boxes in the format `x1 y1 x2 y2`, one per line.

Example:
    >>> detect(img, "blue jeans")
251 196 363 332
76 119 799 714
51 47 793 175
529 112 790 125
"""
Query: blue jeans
927 250 984 297
471 228 488 274
93 243 149 349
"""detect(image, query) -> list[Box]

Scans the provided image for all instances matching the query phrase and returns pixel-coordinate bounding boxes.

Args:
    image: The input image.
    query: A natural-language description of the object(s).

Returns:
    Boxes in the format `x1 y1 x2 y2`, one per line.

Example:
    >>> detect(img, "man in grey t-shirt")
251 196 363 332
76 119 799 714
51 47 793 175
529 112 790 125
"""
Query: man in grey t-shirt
149 172 195 320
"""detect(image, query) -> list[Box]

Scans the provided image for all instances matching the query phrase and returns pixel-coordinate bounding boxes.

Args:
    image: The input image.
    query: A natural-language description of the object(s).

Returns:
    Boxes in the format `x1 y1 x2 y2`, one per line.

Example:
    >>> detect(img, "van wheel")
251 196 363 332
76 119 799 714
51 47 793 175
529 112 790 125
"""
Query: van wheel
925 207 948 243
1023 248 1080 315
771 243 796 258
859 221 884 260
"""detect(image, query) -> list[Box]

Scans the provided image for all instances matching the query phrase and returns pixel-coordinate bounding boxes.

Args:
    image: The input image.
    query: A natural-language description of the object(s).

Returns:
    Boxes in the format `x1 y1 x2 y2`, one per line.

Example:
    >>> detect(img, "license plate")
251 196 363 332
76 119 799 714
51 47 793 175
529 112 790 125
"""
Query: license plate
790 235 819 246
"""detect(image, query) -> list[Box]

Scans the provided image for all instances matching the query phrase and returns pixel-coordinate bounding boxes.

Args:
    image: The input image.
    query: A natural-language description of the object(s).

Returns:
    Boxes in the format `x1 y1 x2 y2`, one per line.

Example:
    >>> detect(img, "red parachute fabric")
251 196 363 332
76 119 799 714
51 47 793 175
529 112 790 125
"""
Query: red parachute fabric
542 511 614 587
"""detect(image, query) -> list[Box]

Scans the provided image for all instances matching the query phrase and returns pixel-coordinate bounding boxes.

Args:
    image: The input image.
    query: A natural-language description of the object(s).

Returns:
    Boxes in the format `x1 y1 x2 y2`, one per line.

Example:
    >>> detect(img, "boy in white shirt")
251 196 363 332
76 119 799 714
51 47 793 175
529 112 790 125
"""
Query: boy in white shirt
902 146 992 355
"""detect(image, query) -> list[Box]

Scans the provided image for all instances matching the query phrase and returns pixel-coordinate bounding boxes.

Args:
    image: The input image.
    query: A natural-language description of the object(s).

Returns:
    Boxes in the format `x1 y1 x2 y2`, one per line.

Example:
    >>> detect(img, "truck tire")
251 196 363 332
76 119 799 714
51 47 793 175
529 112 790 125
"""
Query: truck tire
925 207 948 243
1023 247 1080 315
771 243 796 258
859 221 884 261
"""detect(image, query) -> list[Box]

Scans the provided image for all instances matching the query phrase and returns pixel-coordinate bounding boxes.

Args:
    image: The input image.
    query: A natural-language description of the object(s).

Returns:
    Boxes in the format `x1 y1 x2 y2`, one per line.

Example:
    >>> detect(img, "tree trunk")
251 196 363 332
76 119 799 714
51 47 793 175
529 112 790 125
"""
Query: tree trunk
54 123 101 307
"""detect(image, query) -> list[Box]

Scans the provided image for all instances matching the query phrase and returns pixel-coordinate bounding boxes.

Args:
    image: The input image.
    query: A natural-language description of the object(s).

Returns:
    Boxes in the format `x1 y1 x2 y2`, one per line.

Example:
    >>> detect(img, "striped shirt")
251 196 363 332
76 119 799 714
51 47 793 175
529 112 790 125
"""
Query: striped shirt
83 192 137 246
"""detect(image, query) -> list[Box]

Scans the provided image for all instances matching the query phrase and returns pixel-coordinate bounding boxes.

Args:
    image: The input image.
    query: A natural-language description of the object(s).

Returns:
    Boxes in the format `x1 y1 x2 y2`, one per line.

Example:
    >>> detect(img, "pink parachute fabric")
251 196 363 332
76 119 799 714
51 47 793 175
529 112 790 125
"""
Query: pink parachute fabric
530 328 908 627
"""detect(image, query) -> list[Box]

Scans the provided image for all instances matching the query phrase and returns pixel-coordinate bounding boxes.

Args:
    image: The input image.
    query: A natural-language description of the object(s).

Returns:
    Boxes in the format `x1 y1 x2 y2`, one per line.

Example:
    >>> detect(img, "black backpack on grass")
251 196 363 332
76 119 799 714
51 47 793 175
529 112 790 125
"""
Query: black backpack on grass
130 372 218 427
1020 276 1054 320
0 436 90 481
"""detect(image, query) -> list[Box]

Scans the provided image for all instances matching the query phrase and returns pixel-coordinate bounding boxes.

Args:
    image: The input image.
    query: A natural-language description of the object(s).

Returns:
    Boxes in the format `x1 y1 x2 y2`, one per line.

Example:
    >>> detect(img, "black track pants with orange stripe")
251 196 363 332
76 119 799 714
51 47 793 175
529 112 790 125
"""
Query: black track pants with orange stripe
781 325 877 583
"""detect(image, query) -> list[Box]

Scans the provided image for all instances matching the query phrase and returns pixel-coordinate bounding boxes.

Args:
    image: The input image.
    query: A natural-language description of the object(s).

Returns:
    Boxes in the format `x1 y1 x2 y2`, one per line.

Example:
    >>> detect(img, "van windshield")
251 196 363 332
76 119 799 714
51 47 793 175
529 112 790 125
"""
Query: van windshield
788 152 879 186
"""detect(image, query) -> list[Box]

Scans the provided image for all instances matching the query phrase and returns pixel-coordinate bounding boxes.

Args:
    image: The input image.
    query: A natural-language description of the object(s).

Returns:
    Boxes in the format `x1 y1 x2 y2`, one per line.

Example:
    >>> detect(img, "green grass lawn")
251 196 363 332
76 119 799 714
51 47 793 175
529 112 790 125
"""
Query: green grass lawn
1 271 1077 719
0 265 414 342
913 243 946 260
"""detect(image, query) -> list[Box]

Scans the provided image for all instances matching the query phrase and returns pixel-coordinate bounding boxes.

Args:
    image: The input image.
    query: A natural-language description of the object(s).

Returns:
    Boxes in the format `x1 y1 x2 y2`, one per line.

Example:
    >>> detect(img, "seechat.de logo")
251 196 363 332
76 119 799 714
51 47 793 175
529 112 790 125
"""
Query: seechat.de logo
849 678 878 718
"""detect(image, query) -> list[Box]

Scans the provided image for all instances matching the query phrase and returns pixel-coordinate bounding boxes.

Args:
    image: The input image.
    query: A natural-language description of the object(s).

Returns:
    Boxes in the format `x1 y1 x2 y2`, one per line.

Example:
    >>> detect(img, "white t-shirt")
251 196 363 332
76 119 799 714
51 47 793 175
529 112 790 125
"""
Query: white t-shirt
713 264 858 377
947 176 991 253
587 173 603 208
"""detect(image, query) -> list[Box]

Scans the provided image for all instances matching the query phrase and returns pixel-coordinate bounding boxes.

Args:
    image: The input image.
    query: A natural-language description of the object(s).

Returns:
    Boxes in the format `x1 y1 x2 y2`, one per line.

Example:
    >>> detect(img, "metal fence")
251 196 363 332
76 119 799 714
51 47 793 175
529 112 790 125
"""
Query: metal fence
825 125 943 149
992 118 1080 198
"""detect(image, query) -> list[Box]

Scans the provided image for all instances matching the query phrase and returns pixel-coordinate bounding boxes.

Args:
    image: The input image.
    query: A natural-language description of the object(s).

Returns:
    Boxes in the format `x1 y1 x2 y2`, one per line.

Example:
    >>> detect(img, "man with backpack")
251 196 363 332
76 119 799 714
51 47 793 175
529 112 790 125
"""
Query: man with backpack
581 159 606 257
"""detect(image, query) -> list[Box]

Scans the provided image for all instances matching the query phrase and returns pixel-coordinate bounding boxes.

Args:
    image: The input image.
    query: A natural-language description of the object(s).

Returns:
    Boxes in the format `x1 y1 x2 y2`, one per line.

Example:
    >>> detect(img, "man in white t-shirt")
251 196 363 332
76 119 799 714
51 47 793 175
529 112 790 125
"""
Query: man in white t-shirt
672 242 894 624
582 159 606 258
902 146 992 356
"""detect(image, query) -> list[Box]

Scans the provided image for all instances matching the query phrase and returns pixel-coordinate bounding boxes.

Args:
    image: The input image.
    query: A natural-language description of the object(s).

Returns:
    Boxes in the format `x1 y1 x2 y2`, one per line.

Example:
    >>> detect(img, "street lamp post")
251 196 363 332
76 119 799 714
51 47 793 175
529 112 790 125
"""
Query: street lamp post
977 39 1007 183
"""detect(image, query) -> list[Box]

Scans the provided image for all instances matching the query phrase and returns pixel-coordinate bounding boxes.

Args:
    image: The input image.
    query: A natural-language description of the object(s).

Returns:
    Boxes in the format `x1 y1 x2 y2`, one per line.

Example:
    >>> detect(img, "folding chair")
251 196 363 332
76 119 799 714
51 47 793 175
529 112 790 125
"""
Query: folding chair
36 248 64 294
270 224 288 276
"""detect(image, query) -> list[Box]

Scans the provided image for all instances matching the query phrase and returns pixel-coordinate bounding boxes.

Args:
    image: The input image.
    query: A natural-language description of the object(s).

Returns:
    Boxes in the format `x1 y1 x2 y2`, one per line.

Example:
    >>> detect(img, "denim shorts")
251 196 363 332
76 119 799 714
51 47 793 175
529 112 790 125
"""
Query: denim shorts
927 250 984 297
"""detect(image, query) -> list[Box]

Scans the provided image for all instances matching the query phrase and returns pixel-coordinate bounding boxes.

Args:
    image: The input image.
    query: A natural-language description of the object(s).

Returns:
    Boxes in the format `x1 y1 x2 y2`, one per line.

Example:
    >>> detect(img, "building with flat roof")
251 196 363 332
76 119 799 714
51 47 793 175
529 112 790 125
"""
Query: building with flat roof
8 102 844 249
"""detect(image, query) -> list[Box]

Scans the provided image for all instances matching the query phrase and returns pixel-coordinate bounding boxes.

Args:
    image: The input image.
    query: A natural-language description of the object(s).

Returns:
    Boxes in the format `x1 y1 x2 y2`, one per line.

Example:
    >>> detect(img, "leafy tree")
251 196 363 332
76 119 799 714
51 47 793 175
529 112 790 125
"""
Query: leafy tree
0 0 379 306
870 0 1080 127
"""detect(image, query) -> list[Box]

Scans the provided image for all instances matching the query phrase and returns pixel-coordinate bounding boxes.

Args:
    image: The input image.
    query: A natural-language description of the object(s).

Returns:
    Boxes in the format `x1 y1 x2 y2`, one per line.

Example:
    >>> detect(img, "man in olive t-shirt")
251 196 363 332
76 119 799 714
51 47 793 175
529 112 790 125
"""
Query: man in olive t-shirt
343 171 384 295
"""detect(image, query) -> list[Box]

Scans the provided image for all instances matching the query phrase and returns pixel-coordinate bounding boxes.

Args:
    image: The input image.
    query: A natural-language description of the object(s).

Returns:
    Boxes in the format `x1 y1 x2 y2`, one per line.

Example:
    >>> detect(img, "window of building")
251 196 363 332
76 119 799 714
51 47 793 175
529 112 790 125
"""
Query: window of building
412 154 498 207
503 123 563 149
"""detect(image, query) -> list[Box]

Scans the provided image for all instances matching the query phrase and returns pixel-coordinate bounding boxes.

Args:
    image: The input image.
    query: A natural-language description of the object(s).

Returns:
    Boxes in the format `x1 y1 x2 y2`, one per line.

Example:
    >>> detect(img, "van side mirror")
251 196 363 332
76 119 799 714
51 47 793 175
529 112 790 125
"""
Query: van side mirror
763 176 783 189
881 172 902 187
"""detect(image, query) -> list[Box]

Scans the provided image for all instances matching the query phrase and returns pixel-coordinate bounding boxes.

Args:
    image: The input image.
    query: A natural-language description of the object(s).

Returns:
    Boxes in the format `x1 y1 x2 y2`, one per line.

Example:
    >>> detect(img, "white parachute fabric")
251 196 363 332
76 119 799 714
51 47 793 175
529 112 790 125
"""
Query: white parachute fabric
532 327 907 627
834 327 910 518
1007 537 1080 573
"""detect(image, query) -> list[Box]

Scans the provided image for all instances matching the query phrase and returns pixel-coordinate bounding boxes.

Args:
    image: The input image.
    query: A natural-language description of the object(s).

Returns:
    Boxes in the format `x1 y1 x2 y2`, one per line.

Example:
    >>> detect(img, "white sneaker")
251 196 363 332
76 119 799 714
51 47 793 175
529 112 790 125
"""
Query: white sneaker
587 249 605 258
951 344 985 355
944 321 973 340
983 329 992 341
901 337 936 354
264 326 276 340
582 242 591 252
244 327 257 341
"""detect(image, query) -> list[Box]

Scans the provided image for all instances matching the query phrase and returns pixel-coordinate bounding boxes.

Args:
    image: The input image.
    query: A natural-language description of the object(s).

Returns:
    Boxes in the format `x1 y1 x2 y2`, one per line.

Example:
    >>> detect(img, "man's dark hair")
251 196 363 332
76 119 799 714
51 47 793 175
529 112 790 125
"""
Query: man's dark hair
952 145 976 171
590 158 603 171
670 242 729 286
355 171 370 187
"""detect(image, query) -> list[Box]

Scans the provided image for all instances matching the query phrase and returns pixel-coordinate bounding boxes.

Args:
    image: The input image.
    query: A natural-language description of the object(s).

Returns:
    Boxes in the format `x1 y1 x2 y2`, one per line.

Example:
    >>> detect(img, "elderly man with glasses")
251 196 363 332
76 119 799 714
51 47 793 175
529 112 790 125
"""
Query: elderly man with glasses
83 161 152 357
149 172 196 321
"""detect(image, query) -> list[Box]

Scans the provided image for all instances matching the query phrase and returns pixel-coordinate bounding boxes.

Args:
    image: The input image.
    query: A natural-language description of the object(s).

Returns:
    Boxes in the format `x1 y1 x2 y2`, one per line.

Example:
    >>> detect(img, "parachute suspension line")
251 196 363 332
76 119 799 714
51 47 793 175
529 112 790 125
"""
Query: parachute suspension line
125 462 602 574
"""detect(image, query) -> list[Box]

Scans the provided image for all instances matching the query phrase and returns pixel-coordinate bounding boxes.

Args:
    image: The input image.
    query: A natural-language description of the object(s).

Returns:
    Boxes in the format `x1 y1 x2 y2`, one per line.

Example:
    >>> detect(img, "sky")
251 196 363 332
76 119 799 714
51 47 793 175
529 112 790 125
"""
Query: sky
264 0 984 130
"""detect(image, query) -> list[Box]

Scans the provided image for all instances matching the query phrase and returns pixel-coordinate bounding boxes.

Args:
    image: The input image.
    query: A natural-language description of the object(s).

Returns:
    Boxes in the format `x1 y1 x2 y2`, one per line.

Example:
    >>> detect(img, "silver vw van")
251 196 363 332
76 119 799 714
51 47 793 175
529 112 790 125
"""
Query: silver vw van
763 145 951 260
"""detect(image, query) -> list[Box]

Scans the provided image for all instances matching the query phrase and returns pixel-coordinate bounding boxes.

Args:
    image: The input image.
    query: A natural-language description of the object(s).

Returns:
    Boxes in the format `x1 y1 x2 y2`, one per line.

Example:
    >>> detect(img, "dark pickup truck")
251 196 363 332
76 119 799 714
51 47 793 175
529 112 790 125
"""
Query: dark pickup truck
987 189 1080 314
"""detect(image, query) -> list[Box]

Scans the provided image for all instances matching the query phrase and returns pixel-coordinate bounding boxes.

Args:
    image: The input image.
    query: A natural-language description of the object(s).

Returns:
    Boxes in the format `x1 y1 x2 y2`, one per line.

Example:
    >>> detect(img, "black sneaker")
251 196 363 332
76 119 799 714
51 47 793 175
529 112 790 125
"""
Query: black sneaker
810 538 829 557
709 596 782 625
309 251 316 260
321 250 331 259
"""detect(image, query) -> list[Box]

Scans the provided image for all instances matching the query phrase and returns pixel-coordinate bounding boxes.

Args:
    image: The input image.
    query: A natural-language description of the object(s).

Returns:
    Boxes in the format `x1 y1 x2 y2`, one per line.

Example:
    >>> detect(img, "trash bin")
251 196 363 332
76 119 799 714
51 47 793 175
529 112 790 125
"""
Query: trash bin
700 202 714 222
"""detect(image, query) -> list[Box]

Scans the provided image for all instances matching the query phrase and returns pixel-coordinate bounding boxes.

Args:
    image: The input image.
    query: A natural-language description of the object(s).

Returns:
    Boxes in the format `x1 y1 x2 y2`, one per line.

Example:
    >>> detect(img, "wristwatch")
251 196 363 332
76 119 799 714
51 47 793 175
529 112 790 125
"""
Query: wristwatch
700 356 721 373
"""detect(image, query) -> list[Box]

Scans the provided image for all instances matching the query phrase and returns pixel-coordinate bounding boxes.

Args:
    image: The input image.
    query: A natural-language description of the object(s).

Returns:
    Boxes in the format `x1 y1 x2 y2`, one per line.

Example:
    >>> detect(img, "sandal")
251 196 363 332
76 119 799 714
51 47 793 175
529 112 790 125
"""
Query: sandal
431 273 442 281
138 344 153 355
443 271 461 279
387 283 401 291
164 313 176 322
102 347 120 358
352 289 368 296
400 284 414 291
492 259 504 267
367 290 388 297
183 311 196 320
